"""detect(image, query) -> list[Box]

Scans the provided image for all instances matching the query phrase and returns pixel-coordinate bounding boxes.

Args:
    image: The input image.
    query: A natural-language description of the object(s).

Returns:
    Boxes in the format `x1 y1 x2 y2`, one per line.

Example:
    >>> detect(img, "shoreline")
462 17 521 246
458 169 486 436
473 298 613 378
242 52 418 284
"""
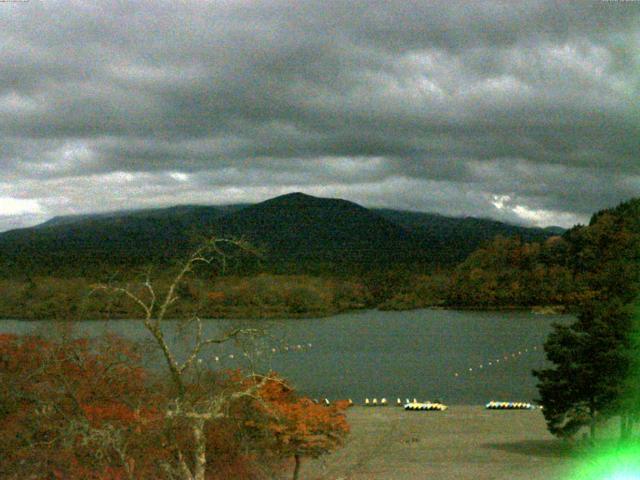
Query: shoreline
0 304 568 322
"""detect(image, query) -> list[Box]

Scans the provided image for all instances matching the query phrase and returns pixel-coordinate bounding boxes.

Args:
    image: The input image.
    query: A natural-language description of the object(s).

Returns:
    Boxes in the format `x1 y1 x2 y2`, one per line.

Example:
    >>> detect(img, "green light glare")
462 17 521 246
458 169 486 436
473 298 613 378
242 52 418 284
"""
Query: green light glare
569 443 640 480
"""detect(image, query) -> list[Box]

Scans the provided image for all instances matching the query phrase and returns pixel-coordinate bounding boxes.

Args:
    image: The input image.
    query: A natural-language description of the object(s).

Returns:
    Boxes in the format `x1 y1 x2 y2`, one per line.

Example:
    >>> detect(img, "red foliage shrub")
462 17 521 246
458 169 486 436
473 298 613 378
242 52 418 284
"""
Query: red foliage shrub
0 333 164 479
0 339 349 480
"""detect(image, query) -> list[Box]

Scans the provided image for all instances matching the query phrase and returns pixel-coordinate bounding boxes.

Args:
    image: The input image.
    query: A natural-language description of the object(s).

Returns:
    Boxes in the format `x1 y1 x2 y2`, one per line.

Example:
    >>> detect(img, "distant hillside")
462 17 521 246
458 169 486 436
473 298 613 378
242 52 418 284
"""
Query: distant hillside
374 209 562 264
37 204 249 228
445 197 640 309
0 193 562 277
0 206 224 276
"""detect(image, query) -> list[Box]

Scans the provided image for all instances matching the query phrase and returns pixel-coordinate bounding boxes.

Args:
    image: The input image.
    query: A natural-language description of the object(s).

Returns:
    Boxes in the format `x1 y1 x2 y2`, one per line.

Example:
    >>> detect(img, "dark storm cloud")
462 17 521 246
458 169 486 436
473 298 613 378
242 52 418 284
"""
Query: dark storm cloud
0 0 638 229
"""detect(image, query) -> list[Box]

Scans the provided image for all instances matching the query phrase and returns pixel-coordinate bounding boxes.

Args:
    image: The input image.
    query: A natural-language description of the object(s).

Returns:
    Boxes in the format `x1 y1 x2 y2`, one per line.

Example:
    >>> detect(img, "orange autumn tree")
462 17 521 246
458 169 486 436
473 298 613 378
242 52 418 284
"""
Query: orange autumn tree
249 376 350 480
0 333 166 480
0 334 305 480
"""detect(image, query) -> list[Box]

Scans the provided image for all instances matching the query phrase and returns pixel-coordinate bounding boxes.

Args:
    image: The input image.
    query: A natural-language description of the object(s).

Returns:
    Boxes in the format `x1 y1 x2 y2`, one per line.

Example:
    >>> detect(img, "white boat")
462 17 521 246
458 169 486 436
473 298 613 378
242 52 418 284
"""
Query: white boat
404 401 448 411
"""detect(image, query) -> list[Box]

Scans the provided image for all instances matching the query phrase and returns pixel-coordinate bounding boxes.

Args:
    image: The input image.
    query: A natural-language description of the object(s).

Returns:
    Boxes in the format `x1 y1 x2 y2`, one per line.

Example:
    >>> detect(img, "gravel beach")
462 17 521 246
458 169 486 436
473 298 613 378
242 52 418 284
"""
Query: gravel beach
304 406 578 480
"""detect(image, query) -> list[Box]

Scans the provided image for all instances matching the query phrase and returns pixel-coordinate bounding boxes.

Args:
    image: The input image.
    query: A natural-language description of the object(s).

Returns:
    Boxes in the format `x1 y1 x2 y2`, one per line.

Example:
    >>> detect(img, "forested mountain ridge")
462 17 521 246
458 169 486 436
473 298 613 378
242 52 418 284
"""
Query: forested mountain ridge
446 197 640 308
374 208 560 265
3 195 638 320
0 192 561 277
36 204 251 229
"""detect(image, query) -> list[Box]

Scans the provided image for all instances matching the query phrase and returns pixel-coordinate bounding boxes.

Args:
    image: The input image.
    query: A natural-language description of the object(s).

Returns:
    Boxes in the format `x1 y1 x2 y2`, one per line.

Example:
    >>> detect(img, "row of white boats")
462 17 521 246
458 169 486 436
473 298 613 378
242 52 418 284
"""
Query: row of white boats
315 398 537 411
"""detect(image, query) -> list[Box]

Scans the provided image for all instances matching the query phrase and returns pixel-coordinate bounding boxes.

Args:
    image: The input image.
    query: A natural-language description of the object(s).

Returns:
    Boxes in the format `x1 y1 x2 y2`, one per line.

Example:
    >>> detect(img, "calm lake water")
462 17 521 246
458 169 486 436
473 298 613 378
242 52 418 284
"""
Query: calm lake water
0 309 570 404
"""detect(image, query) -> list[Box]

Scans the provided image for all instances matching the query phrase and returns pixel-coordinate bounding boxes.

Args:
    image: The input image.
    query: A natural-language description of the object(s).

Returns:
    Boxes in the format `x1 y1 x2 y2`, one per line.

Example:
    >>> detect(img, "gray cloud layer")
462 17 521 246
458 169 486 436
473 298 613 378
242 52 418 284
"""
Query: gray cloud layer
0 0 639 230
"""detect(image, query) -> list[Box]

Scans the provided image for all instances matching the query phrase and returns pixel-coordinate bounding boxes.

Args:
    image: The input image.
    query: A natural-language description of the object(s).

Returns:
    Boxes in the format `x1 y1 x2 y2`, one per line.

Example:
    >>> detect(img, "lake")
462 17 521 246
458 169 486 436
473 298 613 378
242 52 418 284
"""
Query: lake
0 309 569 404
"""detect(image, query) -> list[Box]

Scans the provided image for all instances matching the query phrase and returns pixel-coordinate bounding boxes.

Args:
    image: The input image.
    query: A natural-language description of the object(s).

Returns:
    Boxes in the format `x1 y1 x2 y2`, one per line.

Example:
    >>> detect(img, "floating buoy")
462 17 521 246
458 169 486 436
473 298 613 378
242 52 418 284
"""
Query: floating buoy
453 344 544 378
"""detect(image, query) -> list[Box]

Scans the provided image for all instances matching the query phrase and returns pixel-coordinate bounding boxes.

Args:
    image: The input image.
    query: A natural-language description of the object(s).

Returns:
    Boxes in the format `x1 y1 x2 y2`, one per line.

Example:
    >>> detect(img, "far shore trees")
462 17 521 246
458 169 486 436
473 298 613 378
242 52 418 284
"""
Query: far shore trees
446 235 576 308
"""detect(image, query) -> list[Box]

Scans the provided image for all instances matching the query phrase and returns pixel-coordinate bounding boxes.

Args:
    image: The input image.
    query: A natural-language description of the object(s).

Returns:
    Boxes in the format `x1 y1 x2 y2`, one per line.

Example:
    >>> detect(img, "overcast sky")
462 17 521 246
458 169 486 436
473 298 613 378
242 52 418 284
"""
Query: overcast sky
0 0 638 231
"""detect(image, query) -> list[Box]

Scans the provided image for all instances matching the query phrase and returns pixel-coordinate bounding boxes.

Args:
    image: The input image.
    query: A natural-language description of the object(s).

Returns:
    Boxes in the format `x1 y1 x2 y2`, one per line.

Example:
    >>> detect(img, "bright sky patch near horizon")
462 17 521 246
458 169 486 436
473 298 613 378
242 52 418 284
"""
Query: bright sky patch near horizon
0 0 638 232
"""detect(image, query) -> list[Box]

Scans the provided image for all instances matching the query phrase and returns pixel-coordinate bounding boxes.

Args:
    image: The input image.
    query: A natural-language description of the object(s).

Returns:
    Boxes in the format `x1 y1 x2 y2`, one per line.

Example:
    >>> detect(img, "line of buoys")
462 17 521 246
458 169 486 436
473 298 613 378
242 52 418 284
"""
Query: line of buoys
211 342 314 362
260 342 313 355
404 402 448 411
485 401 535 410
311 398 355 407
453 345 542 377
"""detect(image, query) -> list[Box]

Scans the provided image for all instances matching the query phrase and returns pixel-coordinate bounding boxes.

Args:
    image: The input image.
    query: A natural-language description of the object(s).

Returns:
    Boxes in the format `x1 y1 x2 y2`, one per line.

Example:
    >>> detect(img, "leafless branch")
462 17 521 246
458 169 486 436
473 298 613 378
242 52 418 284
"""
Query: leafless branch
88 236 266 480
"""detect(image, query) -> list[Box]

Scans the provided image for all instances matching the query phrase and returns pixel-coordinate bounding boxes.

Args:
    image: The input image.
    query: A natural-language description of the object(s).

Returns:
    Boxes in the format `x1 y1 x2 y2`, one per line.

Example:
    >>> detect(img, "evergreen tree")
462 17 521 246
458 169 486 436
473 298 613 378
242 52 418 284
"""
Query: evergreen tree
534 299 633 439
617 302 640 440
534 199 640 440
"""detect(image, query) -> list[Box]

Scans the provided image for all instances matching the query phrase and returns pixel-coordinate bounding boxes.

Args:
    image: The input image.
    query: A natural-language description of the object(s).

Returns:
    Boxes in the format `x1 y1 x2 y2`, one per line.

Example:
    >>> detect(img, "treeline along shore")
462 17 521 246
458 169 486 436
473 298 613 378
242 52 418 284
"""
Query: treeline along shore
0 232 606 320
0 193 637 320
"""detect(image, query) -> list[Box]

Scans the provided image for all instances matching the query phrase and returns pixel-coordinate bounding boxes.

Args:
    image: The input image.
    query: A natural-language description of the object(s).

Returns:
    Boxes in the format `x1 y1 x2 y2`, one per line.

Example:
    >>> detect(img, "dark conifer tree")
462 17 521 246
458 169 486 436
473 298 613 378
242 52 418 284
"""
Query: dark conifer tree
534 199 640 440
534 299 633 439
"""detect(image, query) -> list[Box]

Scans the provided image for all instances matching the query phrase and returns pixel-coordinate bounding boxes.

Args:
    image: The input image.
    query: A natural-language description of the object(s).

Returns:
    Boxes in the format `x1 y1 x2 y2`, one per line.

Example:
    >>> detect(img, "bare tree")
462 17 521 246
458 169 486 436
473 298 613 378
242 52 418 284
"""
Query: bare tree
94 237 272 480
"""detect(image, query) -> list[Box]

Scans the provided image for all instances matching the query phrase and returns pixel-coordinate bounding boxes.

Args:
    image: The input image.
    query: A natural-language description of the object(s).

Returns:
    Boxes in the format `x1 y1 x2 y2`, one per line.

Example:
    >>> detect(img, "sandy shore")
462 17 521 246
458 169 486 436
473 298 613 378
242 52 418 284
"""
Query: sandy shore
303 406 578 480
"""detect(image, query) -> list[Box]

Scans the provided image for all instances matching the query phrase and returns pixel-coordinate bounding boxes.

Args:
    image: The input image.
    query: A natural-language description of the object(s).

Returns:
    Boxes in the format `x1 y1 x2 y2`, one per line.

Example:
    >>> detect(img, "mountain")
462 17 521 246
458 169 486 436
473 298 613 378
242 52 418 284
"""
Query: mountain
374 209 561 264
0 193 562 277
0 206 219 276
216 192 414 271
